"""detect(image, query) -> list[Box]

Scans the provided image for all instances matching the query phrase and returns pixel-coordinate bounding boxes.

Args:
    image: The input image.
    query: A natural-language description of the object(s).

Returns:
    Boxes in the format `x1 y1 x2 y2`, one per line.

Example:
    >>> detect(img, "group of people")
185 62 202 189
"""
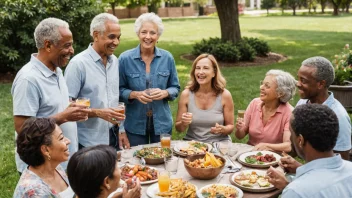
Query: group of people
10 11 352 198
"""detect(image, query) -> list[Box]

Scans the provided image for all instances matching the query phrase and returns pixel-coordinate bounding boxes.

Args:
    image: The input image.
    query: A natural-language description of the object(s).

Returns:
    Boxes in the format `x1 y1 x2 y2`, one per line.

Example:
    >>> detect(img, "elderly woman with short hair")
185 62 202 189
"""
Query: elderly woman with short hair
13 117 74 197
236 70 296 152
119 12 180 146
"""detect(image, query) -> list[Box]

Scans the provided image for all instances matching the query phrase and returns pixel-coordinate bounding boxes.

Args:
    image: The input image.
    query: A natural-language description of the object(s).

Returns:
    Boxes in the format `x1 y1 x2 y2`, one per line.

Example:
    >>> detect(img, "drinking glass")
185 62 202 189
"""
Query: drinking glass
116 102 125 115
158 170 170 192
164 156 179 174
218 140 231 156
76 97 90 108
160 133 171 148
237 110 245 119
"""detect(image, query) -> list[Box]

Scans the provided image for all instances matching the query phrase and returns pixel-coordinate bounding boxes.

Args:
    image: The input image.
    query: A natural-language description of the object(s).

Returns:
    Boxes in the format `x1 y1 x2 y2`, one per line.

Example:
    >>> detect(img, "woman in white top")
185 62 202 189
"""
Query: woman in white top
13 117 74 198
175 54 234 143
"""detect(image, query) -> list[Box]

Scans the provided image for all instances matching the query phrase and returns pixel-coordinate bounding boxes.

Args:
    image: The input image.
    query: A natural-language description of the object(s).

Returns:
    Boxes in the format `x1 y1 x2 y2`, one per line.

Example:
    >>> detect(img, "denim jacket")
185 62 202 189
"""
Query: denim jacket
119 45 180 135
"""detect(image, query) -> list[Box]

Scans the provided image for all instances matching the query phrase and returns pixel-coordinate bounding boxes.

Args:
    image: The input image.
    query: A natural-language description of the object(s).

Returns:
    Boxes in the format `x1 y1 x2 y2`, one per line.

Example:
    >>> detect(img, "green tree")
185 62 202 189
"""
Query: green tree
278 0 287 14
0 0 103 72
319 0 327 13
102 0 129 16
214 0 241 43
288 0 299 15
195 0 208 15
261 0 276 15
330 0 342 15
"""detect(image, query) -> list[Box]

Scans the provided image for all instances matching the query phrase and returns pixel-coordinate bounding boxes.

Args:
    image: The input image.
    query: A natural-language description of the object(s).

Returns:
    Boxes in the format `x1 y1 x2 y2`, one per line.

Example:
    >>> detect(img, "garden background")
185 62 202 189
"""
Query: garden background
1 11 352 197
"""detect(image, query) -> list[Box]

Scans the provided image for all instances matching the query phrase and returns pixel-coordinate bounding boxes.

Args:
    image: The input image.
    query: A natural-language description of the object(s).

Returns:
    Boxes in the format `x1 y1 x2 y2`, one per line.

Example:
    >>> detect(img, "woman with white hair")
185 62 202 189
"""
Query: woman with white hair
236 70 296 152
119 13 180 146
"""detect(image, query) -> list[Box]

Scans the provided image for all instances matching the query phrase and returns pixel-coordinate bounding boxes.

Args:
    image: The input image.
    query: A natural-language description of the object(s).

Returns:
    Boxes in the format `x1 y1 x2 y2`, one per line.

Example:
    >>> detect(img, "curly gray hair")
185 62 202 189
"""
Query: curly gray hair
34 18 69 49
134 12 164 36
266 70 297 103
301 56 335 88
90 13 119 37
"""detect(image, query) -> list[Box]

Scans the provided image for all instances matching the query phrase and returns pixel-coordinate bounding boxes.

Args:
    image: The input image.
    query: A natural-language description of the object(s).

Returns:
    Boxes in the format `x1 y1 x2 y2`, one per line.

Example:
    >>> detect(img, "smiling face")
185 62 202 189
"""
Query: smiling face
194 58 215 86
259 75 280 103
138 21 159 50
49 27 74 68
94 21 121 57
46 125 71 163
296 65 324 100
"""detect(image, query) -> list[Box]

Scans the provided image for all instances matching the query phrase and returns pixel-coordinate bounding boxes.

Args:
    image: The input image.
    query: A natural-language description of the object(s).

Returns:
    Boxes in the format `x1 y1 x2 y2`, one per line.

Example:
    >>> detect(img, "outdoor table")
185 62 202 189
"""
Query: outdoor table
119 140 282 198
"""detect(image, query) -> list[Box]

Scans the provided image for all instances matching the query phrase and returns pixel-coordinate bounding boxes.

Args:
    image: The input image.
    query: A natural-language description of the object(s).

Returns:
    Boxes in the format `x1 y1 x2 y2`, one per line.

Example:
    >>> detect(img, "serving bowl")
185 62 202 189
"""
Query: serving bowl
135 147 172 165
184 153 225 180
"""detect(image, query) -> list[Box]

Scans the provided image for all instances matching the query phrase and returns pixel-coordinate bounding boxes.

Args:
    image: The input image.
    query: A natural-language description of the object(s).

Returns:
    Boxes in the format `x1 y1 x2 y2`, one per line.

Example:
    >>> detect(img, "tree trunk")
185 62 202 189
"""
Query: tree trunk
320 0 326 13
110 2 116 16
346 0 351 13
331 0 342 15
267 8 269 15
214 0 241 43
293 7 296 15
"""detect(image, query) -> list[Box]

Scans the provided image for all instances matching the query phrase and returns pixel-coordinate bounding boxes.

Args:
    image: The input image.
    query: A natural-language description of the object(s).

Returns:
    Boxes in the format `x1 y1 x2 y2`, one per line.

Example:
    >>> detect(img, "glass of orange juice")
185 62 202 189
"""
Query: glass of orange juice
160 133 171 148
158 170 170 193
76 97 90 108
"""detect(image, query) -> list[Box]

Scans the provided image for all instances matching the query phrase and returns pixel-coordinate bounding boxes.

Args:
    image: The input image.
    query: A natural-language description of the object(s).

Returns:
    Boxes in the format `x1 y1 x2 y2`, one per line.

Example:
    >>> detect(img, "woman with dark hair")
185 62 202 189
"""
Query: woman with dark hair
175 54 234 143
13 117 73 197
67 145 141 198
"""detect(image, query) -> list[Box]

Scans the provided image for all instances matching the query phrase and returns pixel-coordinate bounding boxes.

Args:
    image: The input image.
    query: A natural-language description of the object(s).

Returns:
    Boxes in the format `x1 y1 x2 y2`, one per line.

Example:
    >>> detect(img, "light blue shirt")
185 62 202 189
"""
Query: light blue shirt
296 92 351 151
11 54 78 171
282 154 352 198
119 45 180 135
65 44 120 147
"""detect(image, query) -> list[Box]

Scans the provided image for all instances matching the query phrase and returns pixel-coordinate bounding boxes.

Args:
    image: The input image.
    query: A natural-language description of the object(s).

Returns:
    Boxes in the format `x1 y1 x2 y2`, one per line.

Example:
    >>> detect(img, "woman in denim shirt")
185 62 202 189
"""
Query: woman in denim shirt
119 12 180 146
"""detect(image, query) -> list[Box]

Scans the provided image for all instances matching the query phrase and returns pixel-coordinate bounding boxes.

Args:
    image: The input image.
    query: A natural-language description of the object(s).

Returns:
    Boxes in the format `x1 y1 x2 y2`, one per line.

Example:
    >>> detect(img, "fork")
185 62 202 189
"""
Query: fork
217 173 225 183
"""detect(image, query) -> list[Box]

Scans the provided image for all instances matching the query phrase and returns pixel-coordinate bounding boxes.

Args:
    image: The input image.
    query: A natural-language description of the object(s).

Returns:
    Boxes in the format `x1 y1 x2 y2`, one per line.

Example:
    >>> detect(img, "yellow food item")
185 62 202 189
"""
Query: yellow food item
156 179 196 198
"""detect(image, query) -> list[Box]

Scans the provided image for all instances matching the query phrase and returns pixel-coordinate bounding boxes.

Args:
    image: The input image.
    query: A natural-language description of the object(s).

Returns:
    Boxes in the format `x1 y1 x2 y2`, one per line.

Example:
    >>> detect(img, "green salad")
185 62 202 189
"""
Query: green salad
135 147 172 159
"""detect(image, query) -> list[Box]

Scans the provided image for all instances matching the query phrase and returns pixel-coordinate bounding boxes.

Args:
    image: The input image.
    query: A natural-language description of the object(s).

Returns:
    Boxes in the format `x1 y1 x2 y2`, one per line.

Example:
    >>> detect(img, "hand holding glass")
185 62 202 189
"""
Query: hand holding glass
76 97 90 108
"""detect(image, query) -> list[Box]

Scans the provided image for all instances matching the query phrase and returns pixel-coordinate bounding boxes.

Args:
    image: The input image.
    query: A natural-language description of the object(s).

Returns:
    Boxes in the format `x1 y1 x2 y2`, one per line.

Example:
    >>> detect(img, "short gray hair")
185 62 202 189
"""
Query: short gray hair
90 13 119 37
301 56 335 88
134 12 164 36
266 69 297 103
34 18 69 49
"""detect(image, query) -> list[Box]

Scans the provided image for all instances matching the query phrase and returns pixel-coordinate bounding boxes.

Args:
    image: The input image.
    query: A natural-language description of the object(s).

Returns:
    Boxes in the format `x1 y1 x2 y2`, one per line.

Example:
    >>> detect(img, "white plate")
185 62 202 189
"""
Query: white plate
120 164 158 185
173 141 212 157
238 151 281 168
146 180 198 198
196 184 243 198
230 170 276 192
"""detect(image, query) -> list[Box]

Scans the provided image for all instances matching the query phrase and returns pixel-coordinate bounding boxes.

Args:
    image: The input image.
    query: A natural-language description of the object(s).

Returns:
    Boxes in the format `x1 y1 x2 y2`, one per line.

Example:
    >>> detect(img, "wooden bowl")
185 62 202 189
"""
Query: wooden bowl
184 154 225 180
135 147 172 165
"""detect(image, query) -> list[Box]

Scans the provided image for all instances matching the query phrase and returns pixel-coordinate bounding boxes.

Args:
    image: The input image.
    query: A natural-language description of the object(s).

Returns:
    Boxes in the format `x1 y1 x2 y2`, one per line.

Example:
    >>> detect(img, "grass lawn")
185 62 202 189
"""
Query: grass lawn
1 14 352 197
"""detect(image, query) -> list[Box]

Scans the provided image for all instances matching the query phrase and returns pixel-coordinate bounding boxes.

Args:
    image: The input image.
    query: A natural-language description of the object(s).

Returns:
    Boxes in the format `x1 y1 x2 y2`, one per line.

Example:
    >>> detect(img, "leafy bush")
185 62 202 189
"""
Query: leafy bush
0 0 103 72
192 38 240 62
242 37 271 57
192 37 270 62
236 41 256 61
332 44 352 85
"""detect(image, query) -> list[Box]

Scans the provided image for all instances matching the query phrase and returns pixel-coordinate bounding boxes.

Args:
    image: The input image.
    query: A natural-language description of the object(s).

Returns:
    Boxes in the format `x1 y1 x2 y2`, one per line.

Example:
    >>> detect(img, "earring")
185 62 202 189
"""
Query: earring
47 153 51 161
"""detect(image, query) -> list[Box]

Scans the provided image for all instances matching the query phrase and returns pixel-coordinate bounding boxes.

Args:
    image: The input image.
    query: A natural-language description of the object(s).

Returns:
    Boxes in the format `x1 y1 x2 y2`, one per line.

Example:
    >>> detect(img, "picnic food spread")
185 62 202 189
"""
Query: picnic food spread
179 141 208 155
244 152 276 165
135 147 172 159
120 165 158 183
234 171 270 187
200 184 238 198
184 152 223 168
156 178 197 198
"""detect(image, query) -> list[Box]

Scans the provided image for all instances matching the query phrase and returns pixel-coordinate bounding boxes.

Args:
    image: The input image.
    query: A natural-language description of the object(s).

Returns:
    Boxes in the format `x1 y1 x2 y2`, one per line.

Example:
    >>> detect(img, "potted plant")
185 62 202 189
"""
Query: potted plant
329 44 352 109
